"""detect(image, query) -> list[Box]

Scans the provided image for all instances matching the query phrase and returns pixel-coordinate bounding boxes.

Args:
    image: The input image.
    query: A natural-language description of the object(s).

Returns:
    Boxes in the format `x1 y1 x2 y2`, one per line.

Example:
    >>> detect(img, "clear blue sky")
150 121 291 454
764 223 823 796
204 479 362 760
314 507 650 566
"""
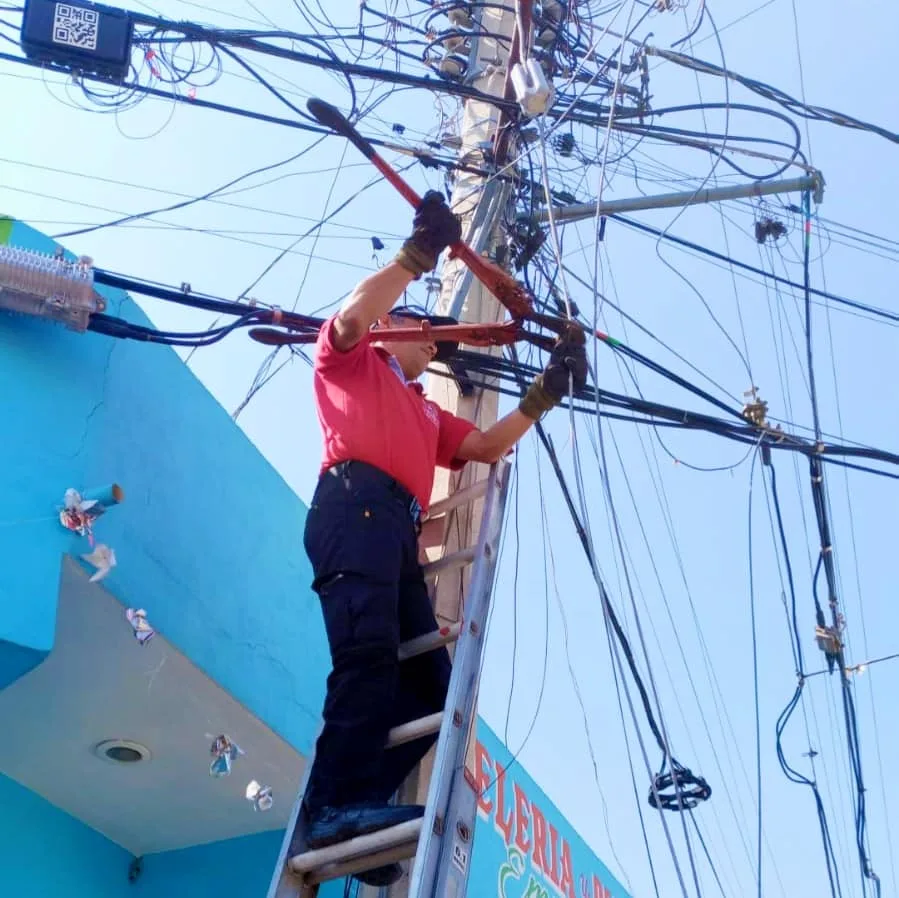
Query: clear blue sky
2 2 897 897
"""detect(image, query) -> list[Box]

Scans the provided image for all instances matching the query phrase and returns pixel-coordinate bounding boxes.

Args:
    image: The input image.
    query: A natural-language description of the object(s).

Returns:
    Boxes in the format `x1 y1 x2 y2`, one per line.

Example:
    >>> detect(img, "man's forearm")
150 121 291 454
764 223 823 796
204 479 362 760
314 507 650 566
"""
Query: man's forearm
485 409 536 457
459 409 535 464
334 261 415 350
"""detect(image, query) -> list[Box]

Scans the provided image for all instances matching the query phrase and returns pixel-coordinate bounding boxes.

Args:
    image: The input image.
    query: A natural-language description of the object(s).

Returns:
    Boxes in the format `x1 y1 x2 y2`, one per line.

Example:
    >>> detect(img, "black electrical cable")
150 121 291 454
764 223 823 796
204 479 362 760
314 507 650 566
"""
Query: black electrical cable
52 140 327 239
214 43 326 121
121 10 524 112
500 343 711 818
148 29 223 88
649 46 899 146
83 267 899 475
0 50 515 184
607 213 899 326
604 336 746 421
546 256 740 405
767 459 844 898
774 684 844 898
452 345 899 461
93 269 256 316
448 354 899 475
557 99 805 172
87 311 265 346
1 9 657 133
516 371 674 755
794 187 883 897
465 376 899 480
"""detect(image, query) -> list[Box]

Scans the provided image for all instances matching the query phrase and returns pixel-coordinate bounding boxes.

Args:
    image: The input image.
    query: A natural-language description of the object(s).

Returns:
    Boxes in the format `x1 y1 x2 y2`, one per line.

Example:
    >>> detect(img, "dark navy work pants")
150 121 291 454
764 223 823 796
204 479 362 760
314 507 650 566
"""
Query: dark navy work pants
302 461 451 811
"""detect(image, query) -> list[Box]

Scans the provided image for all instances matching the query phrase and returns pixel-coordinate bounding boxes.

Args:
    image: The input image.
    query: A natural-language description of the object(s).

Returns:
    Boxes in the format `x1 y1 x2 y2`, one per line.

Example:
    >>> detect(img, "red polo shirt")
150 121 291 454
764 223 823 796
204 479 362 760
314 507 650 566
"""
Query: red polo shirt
312 315 477 511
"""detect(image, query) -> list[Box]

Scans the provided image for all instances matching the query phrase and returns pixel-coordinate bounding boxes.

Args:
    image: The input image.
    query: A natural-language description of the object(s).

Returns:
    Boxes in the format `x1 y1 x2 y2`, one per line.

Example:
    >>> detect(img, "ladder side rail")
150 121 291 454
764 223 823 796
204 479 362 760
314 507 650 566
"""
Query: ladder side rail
266 734 320 898
407 459 511 898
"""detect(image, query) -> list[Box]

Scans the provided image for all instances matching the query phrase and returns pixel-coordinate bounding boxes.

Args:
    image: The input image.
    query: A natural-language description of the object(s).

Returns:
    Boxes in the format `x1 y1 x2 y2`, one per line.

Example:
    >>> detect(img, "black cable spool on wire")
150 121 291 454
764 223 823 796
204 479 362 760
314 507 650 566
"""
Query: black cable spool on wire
649 759 712 811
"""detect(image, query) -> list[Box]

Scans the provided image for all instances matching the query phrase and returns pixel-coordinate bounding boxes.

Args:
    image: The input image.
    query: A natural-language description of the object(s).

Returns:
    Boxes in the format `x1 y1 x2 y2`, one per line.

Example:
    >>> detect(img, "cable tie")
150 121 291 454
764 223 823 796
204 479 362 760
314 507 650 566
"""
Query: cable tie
272 306 282 326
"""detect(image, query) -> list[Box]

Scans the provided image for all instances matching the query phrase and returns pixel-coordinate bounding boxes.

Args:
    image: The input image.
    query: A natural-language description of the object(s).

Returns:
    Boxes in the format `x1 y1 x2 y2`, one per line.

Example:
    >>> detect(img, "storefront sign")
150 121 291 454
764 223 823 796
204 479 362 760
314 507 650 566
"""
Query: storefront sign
470 720 631 898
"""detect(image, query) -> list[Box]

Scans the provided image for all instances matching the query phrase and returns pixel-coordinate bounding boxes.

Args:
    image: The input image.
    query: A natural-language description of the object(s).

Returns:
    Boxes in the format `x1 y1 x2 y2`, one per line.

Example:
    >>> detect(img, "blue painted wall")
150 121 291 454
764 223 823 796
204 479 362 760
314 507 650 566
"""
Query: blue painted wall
0 219 327 754
0 774 347 898
130 831 282 898
131 832 345 898
0 773 132 898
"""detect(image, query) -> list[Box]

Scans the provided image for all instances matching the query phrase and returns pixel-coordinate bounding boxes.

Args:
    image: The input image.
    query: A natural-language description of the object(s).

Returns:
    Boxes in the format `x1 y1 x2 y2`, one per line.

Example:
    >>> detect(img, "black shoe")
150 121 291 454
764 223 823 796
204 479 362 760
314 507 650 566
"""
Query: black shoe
354 862 404 887
304 802 425 850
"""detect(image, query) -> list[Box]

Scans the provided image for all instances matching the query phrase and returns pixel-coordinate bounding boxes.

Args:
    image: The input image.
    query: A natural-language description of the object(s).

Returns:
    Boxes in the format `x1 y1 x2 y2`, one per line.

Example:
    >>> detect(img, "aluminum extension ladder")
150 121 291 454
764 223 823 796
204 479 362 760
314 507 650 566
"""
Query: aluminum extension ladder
265 460 510 898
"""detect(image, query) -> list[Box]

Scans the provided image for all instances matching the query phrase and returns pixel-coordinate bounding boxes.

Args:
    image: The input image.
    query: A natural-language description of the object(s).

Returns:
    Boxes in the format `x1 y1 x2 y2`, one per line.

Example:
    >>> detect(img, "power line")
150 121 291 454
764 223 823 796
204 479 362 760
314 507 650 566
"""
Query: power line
607 213 899 326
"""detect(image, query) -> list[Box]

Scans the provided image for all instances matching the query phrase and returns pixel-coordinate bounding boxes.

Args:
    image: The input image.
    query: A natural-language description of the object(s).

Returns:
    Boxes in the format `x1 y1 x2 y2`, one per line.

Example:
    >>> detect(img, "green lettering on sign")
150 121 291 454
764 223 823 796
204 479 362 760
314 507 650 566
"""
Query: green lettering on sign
498 846 526 898
523 877 551 898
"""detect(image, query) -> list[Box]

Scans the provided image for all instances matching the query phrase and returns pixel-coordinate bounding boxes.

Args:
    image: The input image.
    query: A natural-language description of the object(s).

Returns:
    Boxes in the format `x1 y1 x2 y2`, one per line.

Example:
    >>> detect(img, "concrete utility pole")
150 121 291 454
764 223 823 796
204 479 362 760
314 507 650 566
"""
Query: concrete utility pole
387 3 529 896
424 1 521 600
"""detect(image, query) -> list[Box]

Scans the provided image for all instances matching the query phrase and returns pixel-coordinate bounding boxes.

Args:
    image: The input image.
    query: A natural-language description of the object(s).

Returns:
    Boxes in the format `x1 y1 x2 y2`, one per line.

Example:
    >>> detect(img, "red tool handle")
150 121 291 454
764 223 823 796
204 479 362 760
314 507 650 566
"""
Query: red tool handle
308 98 422 207
249 320 524 349
249 328 316 346
307 98 533 319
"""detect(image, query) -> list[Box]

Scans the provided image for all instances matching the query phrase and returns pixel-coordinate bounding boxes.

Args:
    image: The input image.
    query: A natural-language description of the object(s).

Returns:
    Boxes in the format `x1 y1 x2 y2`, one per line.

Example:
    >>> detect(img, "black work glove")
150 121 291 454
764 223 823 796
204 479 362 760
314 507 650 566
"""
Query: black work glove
519 326 588 420
395 190 462 278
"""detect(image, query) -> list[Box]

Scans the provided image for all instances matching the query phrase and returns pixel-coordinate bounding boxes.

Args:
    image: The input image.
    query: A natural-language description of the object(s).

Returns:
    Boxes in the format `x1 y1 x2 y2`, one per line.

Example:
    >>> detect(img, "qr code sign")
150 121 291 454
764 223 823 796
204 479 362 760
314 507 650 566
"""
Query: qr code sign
52 4 99 51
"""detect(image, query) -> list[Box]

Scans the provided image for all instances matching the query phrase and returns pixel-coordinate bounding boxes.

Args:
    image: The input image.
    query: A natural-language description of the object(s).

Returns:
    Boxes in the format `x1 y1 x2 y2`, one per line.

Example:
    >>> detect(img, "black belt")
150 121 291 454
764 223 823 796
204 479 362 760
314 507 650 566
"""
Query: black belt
326 460 422 528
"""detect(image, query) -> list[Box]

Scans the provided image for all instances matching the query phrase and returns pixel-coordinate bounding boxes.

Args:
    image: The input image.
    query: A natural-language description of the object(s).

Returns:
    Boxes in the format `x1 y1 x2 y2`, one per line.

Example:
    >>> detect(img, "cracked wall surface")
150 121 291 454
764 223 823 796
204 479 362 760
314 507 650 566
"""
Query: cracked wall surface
0 219 327 755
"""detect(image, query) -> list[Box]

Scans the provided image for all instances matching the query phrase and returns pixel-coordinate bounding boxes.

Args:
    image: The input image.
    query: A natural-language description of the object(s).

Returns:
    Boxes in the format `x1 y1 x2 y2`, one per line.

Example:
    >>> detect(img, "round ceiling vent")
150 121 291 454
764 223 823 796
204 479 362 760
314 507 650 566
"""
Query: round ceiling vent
93 739 152 764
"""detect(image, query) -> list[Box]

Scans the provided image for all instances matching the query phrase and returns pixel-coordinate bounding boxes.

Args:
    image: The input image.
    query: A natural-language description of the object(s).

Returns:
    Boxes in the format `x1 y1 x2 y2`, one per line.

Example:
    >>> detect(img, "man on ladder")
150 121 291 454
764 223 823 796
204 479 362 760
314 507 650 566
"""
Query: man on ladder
301 190 587 887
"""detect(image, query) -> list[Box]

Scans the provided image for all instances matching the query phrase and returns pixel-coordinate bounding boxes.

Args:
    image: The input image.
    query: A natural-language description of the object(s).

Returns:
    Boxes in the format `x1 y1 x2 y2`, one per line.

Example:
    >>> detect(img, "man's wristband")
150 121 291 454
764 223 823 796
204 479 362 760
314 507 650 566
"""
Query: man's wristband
518 375 560 420
394 240 436 279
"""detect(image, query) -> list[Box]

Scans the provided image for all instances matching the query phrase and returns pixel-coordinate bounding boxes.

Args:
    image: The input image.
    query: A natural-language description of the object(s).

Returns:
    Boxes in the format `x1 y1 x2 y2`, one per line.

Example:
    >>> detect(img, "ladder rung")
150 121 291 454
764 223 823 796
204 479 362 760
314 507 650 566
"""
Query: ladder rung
423 546 476 579
305 840 420 887
397 622 461 660
423 477 489 520
386 711 443 748
288 818 423 879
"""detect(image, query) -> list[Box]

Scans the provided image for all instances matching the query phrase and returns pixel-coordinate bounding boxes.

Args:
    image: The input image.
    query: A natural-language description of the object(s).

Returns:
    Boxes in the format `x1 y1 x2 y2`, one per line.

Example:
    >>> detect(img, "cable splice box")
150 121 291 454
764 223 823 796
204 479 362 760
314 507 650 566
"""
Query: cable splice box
21 0 134 82
0 245 104 331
